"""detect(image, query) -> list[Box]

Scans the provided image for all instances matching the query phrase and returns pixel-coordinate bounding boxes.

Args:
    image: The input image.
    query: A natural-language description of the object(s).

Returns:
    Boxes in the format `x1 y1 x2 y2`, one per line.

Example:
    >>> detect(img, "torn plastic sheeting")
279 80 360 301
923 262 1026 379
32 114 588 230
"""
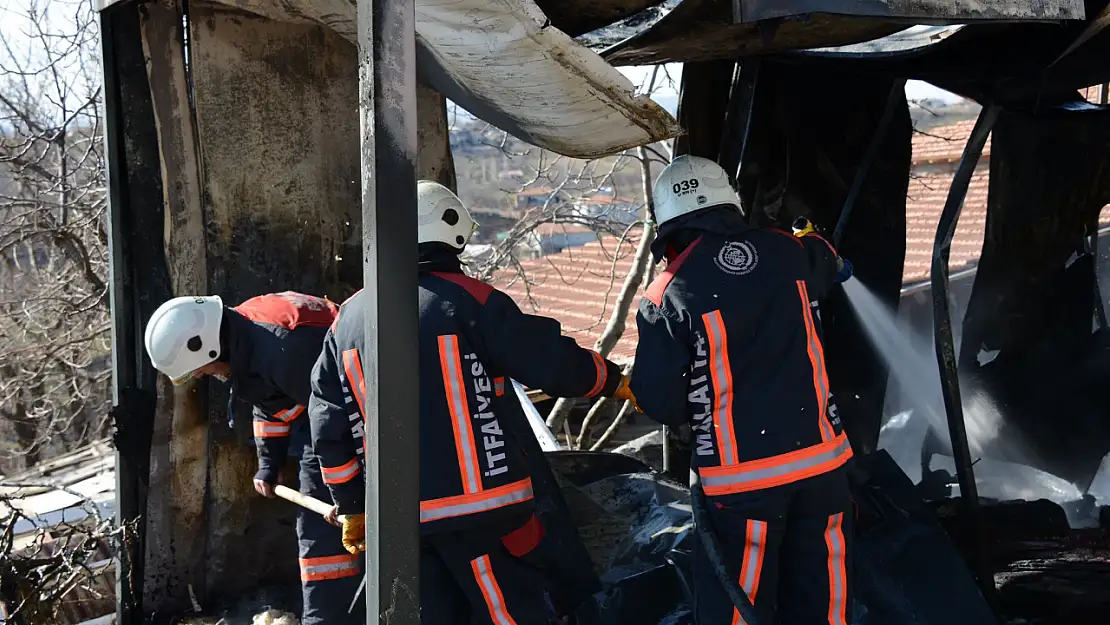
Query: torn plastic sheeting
200 0 680 159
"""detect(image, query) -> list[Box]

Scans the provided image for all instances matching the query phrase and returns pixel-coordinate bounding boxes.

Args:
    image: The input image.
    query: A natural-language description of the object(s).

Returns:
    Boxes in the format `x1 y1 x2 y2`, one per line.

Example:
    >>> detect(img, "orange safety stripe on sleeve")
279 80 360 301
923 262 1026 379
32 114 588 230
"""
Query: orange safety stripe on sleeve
419 478 533 523
342 348 370 461
471 554 520 625
584 351 607 398
731 519 768 625
825 512 849 625
699 433 853 496
299 554 361 582
273 405 305 423
493 376 506 397
438 335 483 496
702 310 739 466
253 421 291 438
321 457 360 485
797 281 835 442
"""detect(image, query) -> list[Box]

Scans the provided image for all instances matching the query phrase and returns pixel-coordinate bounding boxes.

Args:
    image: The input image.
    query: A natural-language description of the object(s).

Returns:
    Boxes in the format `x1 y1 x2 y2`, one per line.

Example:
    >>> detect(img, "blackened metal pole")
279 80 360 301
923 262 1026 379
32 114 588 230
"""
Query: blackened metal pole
358 0 420 621
930 104 999 606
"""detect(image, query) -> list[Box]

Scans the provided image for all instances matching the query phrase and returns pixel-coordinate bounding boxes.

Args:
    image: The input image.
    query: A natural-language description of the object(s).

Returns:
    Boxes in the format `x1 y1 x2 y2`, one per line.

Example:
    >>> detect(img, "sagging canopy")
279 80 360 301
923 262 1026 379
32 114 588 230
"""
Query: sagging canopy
194 0 680 159
162 0 1084 159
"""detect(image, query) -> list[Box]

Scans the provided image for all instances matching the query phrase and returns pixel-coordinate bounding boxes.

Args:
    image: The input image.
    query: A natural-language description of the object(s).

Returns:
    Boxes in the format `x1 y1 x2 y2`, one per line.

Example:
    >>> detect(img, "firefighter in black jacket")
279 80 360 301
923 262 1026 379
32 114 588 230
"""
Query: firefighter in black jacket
144 291 362 625
308 180 636 624
629 155 855 625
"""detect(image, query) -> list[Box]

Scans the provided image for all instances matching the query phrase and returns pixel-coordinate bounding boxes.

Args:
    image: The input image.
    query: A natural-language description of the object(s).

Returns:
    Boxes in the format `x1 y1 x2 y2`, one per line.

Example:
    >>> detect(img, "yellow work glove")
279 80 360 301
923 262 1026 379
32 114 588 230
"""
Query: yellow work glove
339 513 366 554
613 375 642 413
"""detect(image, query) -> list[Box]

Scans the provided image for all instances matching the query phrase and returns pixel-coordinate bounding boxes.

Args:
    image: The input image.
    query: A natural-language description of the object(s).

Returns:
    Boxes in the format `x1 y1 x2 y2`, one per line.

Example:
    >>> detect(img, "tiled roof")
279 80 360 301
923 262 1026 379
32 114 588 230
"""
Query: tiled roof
911 120 990 165
488 119 1101 361
903 169 989 282
493 236 646 363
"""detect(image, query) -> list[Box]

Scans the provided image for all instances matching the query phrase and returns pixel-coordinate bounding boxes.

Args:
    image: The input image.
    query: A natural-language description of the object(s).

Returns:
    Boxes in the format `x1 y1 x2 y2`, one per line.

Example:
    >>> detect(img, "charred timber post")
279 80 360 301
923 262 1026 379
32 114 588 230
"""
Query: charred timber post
930 104 999 605
358 0 421 621
832 79 906 247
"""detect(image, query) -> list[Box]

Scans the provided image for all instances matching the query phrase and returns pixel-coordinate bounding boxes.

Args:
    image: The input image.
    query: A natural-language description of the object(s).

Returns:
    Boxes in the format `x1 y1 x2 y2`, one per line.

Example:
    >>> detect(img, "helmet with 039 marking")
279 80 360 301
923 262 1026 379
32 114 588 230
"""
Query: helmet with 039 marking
652 155 742 227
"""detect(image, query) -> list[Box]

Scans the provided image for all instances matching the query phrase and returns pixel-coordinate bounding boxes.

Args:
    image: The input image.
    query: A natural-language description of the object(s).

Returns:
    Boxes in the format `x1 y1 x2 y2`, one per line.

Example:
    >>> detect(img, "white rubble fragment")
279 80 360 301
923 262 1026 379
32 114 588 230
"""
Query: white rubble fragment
252 609 300 625
977 346 1000 366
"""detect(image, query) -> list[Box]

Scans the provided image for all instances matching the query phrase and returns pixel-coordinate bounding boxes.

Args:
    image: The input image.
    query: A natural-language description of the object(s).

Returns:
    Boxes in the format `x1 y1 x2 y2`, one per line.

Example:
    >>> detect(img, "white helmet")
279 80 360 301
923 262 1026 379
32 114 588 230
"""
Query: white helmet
417 181 476 250
652 155 742 226
144 295 225 385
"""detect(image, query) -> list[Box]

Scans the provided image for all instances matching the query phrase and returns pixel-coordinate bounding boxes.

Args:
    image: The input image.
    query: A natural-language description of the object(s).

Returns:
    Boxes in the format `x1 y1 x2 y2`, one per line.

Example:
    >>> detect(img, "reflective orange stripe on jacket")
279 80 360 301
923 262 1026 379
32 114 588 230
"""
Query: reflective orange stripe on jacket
797 281 835 442
322 457 360 485
341 348 369 458
253 421 291 438
699 433 853 496
419 477 534 523
438 335 484 495
273 405 305 423
299 554 360 582
585 351 608 398
702 310 739 466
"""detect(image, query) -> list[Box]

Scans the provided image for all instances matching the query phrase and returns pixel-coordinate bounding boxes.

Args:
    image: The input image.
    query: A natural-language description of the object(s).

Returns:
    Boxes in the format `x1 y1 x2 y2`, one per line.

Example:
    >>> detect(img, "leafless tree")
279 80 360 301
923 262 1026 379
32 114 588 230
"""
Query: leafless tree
1 486 121 624
450 67 674 448
0 0 109 474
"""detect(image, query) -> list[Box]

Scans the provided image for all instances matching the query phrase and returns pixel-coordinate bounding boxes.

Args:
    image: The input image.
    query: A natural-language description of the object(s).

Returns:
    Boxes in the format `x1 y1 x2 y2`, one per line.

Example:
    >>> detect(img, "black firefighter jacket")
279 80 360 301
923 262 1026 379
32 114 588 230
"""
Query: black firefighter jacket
225 292 339 484
308 264 623 534
629 210 854 498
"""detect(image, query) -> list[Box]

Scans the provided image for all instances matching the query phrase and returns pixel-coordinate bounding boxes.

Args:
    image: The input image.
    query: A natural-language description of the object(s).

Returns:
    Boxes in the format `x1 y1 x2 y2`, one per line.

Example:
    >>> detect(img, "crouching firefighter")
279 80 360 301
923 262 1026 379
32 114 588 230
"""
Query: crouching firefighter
144 291 363 625
308 180 636 625
628 156 855 625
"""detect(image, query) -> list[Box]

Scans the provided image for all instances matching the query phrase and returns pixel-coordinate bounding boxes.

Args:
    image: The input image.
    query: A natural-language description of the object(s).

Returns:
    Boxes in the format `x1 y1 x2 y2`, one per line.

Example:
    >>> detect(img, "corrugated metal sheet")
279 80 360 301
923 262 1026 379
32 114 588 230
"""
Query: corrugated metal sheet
196 0 680 159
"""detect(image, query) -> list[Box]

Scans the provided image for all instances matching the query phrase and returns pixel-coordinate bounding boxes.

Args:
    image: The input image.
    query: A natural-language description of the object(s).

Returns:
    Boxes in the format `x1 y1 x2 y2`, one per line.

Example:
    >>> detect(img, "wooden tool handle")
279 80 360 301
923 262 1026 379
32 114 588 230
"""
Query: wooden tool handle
274 484 334 517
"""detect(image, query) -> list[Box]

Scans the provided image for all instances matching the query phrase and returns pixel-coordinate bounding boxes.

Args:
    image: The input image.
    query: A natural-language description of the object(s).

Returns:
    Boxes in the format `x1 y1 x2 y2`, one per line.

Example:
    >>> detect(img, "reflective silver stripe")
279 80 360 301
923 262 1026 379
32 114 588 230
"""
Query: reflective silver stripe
700 436 852 491
472 555 515 625
799 281 834 441
703 311 738 465
275 405 305 422
440 335 481 494
826 513 847 625
301 558 359 577
419 484 534 523
741 521 765 594
323 460 360 484
735 520 767 625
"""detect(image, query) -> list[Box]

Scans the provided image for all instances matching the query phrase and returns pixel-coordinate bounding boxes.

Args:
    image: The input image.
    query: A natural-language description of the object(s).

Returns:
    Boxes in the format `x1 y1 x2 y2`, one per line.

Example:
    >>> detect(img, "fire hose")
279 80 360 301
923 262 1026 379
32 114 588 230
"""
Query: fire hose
689 476 764 625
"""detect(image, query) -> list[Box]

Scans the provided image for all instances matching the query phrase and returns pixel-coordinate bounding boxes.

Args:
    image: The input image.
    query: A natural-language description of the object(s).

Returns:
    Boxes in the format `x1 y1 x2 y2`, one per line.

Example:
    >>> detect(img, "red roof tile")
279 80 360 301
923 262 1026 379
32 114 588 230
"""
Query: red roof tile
911 120 990 165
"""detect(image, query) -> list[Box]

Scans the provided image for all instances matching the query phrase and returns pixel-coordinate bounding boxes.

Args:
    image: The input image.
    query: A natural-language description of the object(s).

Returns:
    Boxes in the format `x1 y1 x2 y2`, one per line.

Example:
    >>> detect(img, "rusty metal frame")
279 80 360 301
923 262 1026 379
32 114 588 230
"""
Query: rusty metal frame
358 0 421 621
930 103 1000 606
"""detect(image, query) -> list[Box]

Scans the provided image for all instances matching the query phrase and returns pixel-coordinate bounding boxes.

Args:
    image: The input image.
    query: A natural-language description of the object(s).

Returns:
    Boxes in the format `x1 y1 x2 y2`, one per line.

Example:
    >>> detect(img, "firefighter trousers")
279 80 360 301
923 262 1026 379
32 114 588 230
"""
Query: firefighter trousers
693 468 853 625
420 517 549 625
297 455 364 625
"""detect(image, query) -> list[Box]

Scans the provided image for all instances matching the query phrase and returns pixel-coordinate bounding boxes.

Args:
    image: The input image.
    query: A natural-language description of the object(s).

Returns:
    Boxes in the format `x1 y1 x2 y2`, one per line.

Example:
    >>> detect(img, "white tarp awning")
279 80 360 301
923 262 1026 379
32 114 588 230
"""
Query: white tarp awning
190 0 680 159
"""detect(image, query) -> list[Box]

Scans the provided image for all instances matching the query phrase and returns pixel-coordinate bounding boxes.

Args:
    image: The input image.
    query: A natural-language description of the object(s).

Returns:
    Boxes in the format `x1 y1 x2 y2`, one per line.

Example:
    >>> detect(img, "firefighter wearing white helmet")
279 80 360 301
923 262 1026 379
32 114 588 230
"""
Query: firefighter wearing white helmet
145 289 359 625
418 180 476 249
631 155 857 624
652 155 743 226
309 180 638 623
